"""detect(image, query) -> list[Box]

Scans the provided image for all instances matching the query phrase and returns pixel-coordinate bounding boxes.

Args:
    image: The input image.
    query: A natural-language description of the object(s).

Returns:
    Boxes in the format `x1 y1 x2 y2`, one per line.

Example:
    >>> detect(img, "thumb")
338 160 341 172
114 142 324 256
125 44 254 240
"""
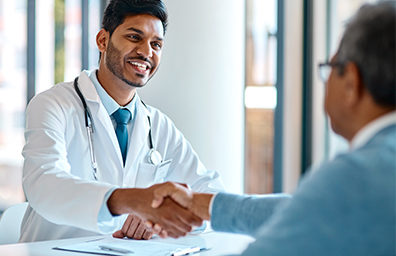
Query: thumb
151 186 171 208
169 189 193 209
112 230 125 238
152 183 193 208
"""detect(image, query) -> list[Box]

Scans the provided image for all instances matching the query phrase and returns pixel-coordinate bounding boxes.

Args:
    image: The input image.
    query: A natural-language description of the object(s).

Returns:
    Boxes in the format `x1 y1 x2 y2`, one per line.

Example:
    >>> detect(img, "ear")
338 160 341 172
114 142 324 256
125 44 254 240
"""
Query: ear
96 29 109 53
342 62 364 107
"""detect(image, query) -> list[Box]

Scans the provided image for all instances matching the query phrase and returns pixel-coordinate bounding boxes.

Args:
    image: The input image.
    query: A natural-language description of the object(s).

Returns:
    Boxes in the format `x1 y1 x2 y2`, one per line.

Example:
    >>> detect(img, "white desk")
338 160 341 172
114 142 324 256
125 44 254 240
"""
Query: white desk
0 231 254 256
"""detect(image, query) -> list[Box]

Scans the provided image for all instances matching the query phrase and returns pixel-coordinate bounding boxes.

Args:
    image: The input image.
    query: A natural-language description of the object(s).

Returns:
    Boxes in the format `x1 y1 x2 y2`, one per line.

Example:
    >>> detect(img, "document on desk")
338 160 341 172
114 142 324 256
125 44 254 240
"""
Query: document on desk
53 237 198 256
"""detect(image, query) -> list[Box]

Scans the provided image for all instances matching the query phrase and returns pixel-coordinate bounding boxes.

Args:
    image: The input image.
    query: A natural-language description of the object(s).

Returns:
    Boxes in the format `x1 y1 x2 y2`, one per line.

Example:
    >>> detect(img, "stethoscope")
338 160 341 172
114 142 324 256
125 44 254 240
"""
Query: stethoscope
73 77 163 180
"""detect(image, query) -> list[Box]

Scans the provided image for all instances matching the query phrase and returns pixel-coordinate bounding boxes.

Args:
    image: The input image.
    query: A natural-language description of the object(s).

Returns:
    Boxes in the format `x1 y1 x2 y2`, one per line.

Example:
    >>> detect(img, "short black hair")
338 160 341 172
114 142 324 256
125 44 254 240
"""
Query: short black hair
337 1 396 107
102 0 168 36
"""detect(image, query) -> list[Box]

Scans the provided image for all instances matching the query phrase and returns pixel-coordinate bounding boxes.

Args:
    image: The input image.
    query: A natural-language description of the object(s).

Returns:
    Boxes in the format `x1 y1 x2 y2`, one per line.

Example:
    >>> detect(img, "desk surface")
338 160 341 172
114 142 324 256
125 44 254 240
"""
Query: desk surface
0 231 254 256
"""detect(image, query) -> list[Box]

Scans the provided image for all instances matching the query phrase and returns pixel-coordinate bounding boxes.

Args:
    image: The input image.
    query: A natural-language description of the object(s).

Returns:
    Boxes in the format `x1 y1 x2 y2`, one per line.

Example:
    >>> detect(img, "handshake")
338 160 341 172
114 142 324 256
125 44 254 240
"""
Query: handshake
107 182 214 240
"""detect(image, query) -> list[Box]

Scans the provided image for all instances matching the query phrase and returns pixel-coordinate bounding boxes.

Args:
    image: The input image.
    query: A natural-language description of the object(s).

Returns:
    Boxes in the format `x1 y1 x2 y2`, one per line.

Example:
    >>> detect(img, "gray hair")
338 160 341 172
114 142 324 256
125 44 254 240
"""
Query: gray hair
337 1 396 107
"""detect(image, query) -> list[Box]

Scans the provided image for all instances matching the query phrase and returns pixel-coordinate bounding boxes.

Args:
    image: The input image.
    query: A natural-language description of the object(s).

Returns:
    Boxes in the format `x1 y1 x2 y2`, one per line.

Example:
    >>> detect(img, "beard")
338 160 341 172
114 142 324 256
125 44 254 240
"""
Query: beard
105 39 146 88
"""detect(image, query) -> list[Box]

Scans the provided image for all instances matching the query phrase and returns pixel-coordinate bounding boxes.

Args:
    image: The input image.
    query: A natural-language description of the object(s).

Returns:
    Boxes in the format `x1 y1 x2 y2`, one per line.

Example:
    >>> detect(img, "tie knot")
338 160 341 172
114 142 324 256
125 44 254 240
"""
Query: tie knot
112 108 131 125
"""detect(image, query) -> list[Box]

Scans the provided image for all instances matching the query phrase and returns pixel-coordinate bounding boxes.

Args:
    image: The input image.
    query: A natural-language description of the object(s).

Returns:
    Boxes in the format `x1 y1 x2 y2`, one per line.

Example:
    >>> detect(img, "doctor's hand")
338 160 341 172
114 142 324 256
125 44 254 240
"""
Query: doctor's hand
151 182 214 221
107 183 203 238
113 214 153 240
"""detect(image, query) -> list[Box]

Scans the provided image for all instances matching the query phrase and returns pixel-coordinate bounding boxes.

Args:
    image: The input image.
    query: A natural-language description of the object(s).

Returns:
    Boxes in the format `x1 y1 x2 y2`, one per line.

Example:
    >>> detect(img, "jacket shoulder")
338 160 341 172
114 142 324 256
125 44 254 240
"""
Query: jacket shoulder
27 81 75 109
142 103 180 132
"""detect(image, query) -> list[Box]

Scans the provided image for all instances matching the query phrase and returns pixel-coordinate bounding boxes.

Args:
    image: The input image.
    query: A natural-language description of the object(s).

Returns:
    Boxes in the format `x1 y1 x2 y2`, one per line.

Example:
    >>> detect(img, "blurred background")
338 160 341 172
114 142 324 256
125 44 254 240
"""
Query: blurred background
0 0 380 212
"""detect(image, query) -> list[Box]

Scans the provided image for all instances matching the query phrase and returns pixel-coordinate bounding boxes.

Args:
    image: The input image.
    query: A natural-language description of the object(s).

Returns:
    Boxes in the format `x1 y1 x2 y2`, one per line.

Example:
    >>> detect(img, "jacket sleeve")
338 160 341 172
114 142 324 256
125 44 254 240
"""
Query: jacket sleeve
22 90 116 233
211 193 291 236
238 151 395 256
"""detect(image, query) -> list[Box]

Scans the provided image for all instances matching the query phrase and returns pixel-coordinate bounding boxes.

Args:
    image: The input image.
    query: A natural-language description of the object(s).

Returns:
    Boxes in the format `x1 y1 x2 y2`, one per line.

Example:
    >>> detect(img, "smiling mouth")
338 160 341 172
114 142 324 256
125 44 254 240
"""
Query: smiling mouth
127 61 151 74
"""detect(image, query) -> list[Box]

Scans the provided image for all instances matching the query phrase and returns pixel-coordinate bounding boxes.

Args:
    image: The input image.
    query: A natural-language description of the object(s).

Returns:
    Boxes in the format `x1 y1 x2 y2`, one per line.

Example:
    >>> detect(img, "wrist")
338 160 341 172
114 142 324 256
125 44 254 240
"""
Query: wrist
107 188 144 215
191 193 214 220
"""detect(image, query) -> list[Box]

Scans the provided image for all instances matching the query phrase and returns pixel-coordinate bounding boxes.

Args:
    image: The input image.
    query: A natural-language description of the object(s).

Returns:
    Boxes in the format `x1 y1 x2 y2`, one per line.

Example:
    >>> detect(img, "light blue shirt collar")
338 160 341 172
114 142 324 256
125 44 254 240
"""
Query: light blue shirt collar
85 69 136 118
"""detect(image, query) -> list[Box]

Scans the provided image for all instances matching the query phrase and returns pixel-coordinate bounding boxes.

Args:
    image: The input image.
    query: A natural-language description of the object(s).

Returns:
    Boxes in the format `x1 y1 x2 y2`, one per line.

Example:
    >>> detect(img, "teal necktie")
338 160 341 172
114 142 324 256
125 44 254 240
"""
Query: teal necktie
112 108 131 165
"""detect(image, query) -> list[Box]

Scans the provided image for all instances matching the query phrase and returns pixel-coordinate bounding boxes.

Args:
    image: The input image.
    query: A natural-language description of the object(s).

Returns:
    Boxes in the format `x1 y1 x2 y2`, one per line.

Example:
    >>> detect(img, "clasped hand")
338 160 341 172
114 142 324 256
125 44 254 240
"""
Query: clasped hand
110 182 212 239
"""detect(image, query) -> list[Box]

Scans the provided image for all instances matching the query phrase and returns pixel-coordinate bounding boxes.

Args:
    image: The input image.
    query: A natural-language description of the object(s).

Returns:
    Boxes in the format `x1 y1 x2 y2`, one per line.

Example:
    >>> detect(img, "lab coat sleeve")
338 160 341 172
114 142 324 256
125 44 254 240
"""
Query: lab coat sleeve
22 91 115 233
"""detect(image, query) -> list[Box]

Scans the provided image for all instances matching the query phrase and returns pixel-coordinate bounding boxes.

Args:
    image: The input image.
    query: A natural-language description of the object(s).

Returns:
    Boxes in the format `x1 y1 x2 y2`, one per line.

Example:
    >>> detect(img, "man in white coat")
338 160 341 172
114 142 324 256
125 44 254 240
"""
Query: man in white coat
20 0 223 242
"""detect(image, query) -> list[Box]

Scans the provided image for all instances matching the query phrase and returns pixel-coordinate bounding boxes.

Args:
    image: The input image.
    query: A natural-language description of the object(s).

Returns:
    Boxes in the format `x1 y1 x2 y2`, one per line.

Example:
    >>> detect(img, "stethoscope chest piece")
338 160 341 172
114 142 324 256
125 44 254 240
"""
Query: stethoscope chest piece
148 148 163 166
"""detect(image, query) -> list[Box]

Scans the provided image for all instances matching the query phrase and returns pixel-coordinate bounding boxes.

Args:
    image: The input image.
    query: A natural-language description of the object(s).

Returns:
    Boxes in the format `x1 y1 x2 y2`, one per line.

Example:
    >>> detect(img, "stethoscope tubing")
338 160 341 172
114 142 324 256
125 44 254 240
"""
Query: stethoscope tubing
73 76 161 179
74 77 98 179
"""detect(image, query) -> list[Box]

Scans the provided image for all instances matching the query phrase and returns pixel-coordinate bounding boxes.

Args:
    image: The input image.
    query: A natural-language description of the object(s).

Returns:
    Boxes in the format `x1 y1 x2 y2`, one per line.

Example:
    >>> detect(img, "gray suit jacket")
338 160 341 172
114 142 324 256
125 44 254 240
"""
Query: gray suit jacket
212 125 396 255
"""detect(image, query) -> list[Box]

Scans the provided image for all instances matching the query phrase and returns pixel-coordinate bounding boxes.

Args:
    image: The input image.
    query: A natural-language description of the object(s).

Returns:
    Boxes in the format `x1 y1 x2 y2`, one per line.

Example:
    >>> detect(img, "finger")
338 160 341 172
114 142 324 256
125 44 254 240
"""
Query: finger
153 223 162 233
166 228 186 238
112 230 125 238
151 183 174 208
152 199 194 237
151 217 186 238
132 222 146 240
142 229 153 240
152 184 192 208
159 229 168 238
149 223 164 237
169 189 193 208
152 182 188 208
175 182 190 189
178 211 203 227
162 213 192 236
121 215 133 235
126 217 140 238
159 228 181 239
145 221 153 229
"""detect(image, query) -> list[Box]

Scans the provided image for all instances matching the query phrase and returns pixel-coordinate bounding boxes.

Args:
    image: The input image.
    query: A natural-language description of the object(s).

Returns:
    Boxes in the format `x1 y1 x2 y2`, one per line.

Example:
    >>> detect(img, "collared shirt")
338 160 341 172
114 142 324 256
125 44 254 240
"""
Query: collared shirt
84 69 138 231
350 110 396 150
85 69 137 141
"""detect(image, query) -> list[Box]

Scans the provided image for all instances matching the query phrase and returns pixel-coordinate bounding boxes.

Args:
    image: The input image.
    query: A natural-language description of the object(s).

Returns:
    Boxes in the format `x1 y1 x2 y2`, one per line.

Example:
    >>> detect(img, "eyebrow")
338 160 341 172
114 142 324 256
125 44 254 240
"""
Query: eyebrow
126 27 163 41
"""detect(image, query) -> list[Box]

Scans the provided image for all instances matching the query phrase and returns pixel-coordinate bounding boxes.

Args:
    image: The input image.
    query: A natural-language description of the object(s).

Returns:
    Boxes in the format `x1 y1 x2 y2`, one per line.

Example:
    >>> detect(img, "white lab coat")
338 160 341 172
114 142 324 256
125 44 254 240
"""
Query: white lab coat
20 71 223 242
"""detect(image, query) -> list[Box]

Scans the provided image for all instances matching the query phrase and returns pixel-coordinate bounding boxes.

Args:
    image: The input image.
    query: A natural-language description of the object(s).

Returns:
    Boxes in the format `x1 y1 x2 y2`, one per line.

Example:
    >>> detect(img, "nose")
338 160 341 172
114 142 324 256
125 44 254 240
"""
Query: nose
136 41 153 58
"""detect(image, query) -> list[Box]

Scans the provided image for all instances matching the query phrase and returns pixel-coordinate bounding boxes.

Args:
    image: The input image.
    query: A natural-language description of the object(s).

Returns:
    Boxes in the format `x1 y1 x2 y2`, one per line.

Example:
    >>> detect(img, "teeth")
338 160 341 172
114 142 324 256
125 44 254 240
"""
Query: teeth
129 61 149 70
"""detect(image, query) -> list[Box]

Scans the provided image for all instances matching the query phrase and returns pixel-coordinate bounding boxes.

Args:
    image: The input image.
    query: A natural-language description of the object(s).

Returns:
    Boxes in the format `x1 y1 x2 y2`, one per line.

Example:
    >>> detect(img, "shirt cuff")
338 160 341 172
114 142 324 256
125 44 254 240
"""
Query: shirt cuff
98 187 118 222
208 192 219 216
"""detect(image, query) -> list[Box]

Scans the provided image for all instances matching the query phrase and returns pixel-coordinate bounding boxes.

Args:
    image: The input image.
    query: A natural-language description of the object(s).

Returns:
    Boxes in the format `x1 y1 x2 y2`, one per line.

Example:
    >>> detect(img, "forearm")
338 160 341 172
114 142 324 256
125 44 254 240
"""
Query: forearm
107 188 146 216
211 193 291 236
191 193 214 220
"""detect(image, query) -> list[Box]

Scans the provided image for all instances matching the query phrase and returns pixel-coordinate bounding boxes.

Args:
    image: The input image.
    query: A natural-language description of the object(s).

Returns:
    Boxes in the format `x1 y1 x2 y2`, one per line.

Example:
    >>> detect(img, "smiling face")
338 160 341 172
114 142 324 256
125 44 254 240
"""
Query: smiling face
98 14 164 88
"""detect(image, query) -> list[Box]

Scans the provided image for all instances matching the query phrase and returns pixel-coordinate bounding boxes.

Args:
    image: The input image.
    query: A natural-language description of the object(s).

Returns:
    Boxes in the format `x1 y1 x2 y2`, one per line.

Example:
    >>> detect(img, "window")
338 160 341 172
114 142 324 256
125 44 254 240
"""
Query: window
0 0 103 211
245 0 278 194
0 0 27 209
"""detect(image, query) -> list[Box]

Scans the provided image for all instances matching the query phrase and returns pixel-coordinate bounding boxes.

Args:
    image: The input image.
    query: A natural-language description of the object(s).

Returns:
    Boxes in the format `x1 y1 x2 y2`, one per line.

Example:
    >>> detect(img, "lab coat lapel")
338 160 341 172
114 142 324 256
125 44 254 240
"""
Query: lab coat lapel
77 72 123 166
124 95 150 176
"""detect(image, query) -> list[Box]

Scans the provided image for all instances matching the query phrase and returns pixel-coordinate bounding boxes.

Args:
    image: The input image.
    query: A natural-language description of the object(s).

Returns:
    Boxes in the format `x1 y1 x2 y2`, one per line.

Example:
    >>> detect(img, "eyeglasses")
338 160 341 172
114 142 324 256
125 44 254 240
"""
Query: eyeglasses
318 62 343 83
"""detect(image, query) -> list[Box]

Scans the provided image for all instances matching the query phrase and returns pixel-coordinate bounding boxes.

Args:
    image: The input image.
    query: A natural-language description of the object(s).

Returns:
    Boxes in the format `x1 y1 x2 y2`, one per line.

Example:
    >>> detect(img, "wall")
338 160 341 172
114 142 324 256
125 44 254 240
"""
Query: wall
311 0 328 168
139 0 245 193
282 0 303 193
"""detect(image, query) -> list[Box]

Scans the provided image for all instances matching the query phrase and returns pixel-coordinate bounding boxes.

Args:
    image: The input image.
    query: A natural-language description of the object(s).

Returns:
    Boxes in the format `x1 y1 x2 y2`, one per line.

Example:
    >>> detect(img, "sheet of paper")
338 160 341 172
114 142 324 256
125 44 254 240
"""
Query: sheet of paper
53 237 194 256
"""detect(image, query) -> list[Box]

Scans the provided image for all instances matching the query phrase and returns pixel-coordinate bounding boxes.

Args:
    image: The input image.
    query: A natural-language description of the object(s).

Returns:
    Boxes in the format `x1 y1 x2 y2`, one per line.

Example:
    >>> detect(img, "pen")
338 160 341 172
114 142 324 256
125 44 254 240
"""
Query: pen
171 246 201 256
99 245 134 254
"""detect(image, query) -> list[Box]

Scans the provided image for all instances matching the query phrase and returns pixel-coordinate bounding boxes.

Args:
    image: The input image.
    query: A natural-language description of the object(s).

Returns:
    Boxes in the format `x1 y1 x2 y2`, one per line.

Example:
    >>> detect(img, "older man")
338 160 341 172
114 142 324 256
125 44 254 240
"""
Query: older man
150 1 396 255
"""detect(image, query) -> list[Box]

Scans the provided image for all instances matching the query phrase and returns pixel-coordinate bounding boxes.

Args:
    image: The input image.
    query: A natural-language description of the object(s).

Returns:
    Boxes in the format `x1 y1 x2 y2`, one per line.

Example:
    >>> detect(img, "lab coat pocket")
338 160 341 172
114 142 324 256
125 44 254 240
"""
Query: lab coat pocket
136 159 172 188
154 159 172 183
